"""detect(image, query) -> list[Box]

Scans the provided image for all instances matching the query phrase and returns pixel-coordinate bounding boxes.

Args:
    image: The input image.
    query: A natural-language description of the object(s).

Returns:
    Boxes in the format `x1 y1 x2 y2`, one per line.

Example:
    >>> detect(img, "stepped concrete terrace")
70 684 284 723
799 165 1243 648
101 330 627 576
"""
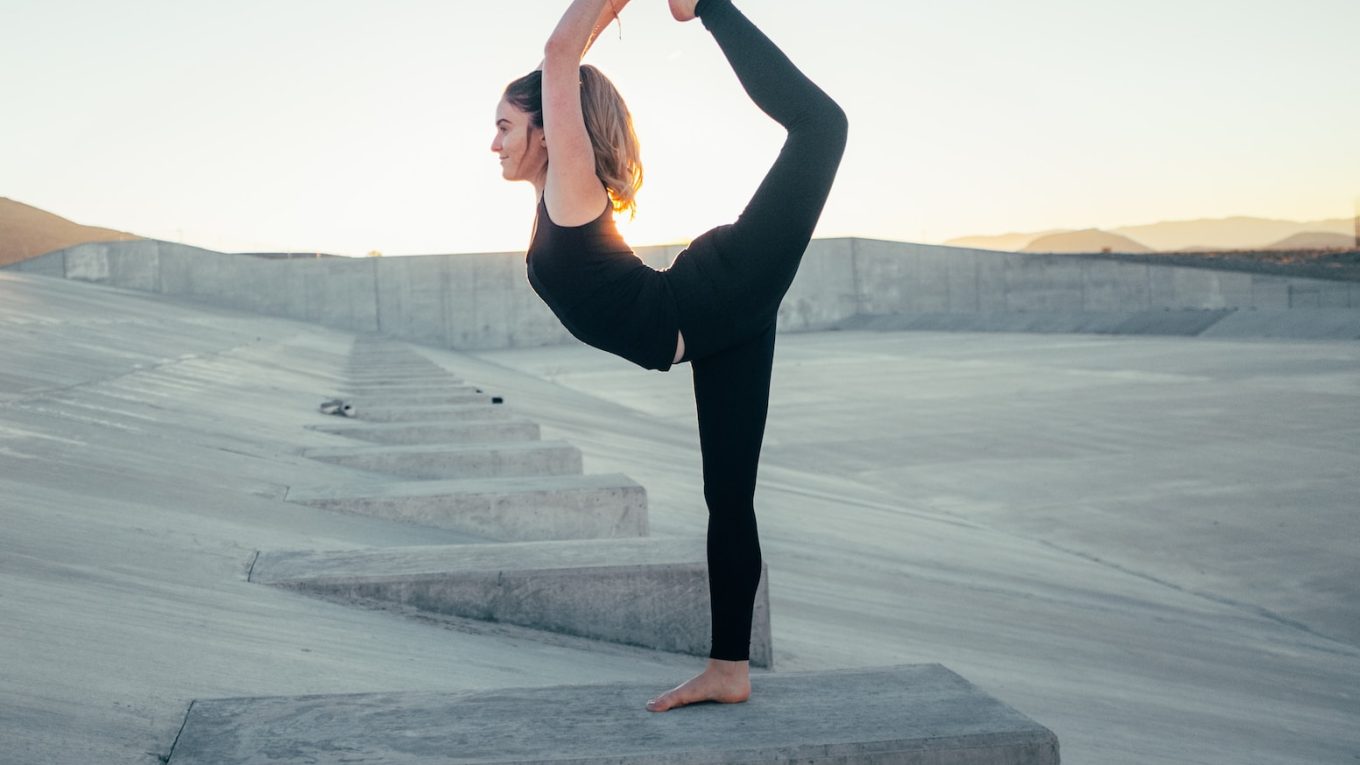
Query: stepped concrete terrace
285 473 648 541
3 270 1359 764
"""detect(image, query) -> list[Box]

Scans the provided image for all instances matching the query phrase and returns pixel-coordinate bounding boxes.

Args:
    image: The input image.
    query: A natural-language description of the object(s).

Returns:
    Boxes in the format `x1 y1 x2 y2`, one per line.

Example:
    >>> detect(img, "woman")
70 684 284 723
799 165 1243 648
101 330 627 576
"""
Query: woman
491 0 847 712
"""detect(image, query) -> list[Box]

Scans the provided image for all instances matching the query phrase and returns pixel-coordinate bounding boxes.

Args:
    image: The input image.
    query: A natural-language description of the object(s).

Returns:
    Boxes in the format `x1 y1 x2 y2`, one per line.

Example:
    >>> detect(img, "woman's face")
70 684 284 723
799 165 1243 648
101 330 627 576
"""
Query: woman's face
491 98 547 185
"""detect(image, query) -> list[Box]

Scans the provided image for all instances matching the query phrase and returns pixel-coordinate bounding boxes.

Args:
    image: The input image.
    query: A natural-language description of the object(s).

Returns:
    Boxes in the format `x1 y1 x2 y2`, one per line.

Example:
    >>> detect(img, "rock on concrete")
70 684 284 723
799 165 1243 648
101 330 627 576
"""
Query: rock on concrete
248 536 772 666
285 473 647 540
167 663 1058 764
302 441 582 480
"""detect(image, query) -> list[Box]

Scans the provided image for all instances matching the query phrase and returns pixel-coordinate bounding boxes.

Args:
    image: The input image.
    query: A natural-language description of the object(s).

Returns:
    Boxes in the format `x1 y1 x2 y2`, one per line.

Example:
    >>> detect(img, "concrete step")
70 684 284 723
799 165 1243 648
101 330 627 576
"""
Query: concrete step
345 361 442 370
248 536 772 666
340 383 484 397
346 374 464 385
302 441 582 480
308 419 540 445
167 664 1058 764
344 403 510 422
285 473 646 541
356 403 512 423
349 392 492 408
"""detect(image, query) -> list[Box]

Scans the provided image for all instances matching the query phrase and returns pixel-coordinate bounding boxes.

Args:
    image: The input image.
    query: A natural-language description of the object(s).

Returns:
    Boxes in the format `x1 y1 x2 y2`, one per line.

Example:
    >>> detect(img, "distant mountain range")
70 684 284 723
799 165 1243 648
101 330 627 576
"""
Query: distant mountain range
3 198 1355 268
947 216 1357 253
0 197 143 267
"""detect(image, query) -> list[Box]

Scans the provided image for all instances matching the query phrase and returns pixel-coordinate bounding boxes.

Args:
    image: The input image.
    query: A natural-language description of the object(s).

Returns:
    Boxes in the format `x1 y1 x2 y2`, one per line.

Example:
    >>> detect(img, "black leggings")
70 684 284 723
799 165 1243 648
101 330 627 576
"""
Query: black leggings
670 0 848 661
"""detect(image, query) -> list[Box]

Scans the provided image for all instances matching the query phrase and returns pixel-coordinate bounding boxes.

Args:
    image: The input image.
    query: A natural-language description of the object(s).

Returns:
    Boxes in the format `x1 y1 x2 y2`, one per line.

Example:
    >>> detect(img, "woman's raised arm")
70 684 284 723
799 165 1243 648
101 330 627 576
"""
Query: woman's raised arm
538 0 631 223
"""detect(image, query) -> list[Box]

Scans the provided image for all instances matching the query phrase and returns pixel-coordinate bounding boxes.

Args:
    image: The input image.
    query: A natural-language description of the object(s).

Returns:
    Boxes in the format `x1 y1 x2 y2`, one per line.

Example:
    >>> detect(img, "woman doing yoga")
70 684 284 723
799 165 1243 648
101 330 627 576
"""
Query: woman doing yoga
491 0 847 712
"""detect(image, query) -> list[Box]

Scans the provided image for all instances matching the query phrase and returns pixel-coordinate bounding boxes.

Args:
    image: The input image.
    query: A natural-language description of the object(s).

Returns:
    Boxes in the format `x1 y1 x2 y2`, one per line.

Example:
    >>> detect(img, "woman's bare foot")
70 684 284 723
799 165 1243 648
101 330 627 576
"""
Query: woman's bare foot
645 658 751 712
669 0 699 22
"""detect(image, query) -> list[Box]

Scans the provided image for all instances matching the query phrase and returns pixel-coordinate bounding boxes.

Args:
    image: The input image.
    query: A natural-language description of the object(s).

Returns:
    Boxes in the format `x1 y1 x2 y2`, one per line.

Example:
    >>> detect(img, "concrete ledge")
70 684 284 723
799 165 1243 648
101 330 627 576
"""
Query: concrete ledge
346 374 464 386
350 392 492 408
248 536 772 666
302 441 582 480
308 419 540 445
285 473 646 540
168 664 1057 764
341 383 483 397
353 403 510 423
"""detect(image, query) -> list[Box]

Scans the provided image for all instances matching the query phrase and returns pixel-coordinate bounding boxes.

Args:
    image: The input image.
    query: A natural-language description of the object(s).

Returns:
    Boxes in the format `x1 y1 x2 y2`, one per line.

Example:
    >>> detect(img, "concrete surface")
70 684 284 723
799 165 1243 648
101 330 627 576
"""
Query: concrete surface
249 536 773 666
346 391 496 408
342 383 494 397
285 473 647 540
302 441 582 480
12 237 1356 353
166 664 1057 764
355 403 509 423
306 419 540 445
3 270 1358 764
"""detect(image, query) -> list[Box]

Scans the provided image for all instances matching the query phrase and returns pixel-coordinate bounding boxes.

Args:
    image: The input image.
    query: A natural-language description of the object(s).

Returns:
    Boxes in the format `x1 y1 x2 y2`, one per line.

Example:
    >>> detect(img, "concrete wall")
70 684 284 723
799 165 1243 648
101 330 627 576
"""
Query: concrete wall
8 238 1359 347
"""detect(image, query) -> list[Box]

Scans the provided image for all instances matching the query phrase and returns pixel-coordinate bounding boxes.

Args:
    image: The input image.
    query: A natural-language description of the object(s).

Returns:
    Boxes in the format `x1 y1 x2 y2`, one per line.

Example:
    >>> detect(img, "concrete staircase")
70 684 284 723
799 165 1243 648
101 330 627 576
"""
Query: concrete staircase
265 335 772 666
173 335 1058 763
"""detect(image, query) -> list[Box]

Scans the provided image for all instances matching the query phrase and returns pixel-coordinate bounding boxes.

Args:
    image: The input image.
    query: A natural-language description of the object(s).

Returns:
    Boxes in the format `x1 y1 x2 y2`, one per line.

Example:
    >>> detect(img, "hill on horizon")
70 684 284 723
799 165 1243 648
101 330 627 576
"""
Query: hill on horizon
947 215 1355 253
1021 229 1154 254
1264 231 1356 250
0 198 143 266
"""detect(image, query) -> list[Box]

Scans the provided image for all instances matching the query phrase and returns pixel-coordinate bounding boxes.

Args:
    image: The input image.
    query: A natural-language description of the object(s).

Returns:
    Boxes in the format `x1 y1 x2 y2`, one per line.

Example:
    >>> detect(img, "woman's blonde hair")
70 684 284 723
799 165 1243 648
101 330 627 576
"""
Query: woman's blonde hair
502 64 644 220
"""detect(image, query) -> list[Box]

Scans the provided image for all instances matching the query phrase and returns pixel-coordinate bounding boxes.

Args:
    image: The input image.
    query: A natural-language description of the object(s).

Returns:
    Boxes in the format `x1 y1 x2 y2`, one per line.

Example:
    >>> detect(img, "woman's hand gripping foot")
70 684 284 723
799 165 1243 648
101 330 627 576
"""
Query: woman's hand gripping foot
645 658 751 712
669 0 699 22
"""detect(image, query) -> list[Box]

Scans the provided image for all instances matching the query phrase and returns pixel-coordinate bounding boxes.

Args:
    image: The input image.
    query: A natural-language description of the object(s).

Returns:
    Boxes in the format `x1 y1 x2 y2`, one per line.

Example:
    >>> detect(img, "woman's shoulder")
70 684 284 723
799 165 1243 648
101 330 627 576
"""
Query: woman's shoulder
541 180 612 229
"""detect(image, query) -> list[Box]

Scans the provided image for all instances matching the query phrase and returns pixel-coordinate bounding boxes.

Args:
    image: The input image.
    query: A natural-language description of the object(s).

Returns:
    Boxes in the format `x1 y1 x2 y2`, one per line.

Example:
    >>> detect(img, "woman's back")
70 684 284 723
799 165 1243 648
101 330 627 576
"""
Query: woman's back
525 193 681 372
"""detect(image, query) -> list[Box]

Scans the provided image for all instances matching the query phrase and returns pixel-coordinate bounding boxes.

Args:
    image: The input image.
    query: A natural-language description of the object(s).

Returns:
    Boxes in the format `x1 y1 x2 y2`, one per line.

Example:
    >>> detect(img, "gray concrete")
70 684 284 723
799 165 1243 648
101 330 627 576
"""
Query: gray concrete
4 270 1358 764
348 392 492 408
356 403 512 423
11 237 1355 353
348 393 499 408
345 373 464 385
285 473 647 540
167 664 1056 764
341 383 483 397
348 401 510 421
302 441 583 480
307 419 540 445
249 537 773 666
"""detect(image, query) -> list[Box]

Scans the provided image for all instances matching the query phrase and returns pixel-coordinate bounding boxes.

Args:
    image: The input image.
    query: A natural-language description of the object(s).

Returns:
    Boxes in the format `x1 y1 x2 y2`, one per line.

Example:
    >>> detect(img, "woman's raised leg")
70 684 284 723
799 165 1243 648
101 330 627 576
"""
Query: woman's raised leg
670 0 849 361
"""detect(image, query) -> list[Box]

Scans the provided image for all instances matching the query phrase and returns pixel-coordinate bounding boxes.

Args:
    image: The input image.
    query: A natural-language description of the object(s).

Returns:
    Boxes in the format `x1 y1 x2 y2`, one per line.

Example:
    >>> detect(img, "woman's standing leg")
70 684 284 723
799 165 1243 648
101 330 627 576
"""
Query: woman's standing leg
694 321 777 661
649 0 847 712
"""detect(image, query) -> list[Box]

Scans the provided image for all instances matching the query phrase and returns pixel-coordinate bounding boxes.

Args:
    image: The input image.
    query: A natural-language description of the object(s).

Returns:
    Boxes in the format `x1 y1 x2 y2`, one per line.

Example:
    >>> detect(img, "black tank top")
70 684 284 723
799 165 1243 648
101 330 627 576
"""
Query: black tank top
525 194 680 372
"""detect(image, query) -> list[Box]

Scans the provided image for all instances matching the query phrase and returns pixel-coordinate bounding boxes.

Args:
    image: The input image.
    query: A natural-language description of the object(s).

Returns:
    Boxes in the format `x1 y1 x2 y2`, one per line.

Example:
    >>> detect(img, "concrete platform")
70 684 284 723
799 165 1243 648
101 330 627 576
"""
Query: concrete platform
345 374 464 386
285 473 647 540
341 383 486 397
167 664 1056 764
348 392 492 408
357 403 513 423
302 441 582 480
248 536 773 666
307 418 540 445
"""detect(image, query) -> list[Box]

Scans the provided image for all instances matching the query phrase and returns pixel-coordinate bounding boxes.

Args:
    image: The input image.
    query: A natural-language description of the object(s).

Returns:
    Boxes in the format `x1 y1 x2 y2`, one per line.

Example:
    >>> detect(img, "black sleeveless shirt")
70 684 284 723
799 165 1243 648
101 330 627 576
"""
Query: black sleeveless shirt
525 194 680 372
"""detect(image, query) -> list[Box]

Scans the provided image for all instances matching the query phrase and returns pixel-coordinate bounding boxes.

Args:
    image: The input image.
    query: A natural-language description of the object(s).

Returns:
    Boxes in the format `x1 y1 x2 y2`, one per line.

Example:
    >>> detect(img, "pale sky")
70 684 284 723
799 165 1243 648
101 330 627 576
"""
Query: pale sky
2 0 1357 256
